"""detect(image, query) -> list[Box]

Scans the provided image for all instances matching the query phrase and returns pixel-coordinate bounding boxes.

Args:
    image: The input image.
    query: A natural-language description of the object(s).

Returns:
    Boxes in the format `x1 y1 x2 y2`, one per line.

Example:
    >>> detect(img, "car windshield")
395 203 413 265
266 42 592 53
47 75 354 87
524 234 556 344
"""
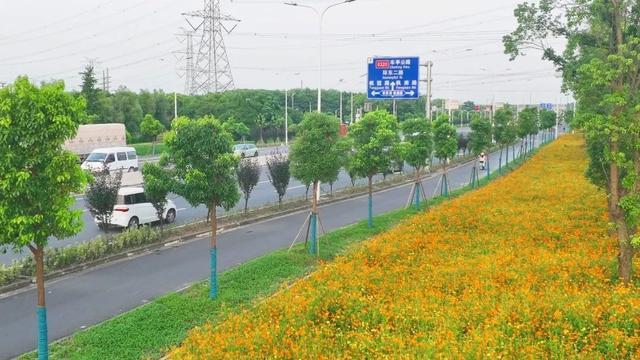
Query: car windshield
86 152 107 162
234 145 245 150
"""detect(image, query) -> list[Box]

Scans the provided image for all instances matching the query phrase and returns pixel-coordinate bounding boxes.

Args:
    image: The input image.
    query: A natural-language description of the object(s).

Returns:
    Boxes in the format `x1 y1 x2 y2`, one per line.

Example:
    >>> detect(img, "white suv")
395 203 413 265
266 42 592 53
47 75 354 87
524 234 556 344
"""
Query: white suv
101 187 177 229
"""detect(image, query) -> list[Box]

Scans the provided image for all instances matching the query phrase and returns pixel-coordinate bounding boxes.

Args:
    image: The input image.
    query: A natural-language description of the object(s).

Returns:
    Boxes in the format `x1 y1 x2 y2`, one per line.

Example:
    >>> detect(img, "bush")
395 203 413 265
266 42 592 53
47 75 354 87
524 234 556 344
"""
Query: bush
0 226 165 288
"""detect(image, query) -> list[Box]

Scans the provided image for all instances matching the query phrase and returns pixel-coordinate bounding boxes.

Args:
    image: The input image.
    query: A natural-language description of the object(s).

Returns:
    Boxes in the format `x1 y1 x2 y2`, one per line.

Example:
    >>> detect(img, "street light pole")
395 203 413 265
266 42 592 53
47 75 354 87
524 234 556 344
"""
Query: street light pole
285 89 289 146
285 0 356 113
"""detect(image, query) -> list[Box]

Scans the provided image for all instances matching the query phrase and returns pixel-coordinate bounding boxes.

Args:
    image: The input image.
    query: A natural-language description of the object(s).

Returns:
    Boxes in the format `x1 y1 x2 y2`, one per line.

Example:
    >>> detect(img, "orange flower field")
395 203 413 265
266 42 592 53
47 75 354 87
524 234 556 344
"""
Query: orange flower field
171 135 640 358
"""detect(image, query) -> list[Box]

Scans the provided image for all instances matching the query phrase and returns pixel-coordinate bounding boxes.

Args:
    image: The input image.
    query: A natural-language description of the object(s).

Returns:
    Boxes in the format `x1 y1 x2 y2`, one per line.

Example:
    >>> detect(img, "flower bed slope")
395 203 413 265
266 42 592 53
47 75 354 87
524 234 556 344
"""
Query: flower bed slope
171 136 640 359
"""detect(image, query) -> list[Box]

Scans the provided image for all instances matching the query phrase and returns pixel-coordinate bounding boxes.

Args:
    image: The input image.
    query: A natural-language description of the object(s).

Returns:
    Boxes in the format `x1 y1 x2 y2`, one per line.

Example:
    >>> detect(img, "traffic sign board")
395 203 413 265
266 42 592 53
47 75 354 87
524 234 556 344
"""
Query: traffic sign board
367 56 419 100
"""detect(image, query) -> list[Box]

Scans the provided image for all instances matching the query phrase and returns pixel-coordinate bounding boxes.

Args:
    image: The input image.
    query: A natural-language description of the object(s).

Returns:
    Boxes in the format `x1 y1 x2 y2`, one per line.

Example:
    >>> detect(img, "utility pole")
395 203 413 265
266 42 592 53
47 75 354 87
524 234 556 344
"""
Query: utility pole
285 89 289 146
174 92 178 119
350 92 354 124
339 91 343 123
422 61 433 121
392 99 397 118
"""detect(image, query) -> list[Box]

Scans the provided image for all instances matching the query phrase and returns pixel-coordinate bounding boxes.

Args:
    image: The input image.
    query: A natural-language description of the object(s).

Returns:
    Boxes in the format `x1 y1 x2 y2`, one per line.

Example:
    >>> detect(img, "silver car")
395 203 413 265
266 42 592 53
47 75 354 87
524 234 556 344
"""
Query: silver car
233 144 259 158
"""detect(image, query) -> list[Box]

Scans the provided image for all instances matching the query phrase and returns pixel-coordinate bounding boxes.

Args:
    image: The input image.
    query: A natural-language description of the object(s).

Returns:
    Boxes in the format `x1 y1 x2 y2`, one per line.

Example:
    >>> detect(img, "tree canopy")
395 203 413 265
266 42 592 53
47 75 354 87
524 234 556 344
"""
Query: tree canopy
0 77 88 252
401 118 433 171
290 112 344 186
433 114 458 163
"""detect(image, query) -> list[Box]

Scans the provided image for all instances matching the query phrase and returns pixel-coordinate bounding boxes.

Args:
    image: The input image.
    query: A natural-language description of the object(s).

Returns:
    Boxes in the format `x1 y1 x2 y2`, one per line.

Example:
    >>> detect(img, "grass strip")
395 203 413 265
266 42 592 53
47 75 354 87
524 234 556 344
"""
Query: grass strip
21 148 536 360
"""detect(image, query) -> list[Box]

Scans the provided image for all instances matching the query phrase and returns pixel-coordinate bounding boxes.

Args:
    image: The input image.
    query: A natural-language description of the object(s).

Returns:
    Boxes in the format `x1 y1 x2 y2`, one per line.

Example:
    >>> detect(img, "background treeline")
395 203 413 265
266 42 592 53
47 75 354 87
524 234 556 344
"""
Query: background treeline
77 65 475 143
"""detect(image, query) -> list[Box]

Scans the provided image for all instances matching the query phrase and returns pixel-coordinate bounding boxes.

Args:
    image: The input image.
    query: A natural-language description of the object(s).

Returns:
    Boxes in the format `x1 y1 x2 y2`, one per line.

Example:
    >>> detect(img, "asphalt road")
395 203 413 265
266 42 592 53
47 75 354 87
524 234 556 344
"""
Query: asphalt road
0 134 549 359
0 140 446 265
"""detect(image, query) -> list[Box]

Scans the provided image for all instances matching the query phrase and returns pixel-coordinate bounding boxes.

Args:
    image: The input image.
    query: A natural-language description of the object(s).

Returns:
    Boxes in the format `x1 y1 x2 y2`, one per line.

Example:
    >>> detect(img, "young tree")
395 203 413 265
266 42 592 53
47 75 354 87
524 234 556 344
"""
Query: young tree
85 167 123 231
163 115 240 298
290 112 343 255
469 113 493 183
505 0 640 282
401 118 433 209
140 114 165 155
266 151 291 205
0 77 88 359
457 133 469 157
433 114 458 196
348 110 400 228
517 108 538 157
141 162 174 235
493 106 517 170
79 64 99 117
237 158 261 213
539 109 557 143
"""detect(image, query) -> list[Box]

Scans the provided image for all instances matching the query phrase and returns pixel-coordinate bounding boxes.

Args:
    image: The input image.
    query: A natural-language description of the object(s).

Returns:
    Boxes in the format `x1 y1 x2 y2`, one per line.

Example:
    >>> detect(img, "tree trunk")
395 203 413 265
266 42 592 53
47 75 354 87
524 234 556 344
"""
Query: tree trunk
259 128 264 144
368 175 373 228
414 167 421 209
209 205 218 298
499 147 503 173
244 196 249 214
152 138 156 156
30 244 48 360
309 181 318 255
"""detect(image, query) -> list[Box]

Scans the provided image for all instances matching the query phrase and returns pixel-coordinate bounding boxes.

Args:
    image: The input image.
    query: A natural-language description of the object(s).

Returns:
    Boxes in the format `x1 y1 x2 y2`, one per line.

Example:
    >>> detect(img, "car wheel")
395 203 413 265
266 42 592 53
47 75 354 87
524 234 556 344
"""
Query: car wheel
128 167 135 172
254 151 259 157
241 153 246 159
127 217 139 229
165 209 176 224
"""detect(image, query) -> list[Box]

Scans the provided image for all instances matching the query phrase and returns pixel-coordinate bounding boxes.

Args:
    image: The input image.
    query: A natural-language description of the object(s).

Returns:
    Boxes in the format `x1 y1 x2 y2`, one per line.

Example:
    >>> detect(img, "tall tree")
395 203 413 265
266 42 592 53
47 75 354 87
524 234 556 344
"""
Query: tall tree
401 118 433 209
163 116 240 298
504 0 640 282
290 113 343 255
433 114 458 196
348 110 400 228
79 64 100 117
0 77 88 359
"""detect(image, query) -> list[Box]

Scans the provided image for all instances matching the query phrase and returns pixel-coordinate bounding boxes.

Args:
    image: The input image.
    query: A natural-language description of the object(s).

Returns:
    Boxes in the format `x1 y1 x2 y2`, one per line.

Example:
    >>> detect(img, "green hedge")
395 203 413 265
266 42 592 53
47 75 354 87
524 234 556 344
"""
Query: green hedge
0 227 164 288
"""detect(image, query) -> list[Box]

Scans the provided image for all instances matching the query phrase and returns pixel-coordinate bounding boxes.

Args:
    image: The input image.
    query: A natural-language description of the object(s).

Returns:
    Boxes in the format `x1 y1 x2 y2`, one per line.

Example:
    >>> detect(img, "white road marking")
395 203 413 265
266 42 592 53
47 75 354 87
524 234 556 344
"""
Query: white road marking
177 208 187 212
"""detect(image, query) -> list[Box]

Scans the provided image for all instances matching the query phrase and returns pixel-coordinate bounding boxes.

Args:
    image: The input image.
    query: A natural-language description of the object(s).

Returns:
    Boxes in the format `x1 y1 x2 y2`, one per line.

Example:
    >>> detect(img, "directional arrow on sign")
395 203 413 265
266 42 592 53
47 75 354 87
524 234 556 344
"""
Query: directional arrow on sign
405 90 415 96
371 90 381 96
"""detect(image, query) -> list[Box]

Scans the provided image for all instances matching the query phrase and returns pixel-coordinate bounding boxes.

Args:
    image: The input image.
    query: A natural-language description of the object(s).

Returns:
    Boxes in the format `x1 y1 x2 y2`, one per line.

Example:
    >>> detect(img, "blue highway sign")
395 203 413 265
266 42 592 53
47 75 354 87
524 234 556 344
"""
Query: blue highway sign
367 56 420 100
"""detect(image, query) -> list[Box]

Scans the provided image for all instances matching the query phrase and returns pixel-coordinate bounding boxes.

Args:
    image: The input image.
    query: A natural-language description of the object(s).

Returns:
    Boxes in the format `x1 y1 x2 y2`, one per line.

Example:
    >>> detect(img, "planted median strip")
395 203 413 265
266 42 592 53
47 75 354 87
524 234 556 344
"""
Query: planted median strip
19 141 536 359
169 135 639 358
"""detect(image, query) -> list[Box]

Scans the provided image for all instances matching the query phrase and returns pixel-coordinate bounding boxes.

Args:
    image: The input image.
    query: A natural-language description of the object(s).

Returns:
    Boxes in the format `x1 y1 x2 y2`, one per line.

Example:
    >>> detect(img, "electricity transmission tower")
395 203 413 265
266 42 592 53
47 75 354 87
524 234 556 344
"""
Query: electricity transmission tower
175 28 196 95
182 0 240 94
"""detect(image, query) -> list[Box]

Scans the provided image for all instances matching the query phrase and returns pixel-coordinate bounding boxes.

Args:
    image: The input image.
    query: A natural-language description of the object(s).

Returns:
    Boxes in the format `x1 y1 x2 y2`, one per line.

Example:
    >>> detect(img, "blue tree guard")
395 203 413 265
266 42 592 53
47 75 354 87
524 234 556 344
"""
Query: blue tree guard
210 247 218 299
37 306 48 360
308 213 317 255
368 194 373 228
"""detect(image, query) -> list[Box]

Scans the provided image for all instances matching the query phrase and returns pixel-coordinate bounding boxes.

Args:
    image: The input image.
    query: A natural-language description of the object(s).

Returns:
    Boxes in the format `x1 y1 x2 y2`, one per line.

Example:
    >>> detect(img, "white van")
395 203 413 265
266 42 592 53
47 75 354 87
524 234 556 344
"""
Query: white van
81 147 139 173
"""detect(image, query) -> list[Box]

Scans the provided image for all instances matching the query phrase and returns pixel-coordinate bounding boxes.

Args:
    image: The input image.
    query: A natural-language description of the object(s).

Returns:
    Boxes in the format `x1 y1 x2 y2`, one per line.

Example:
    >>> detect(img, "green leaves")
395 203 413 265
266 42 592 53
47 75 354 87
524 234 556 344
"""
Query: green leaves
348 110 400 179
401 117 433 170
469 113 492 155
140 114 165 140
433 115 458 163
0 77 88 252
290 112 344 185
163 115 240 212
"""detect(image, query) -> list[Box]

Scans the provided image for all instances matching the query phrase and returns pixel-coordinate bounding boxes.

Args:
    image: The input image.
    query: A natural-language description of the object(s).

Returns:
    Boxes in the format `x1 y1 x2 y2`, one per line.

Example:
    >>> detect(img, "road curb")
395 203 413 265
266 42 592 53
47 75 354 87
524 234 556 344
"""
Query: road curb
0 146 506 297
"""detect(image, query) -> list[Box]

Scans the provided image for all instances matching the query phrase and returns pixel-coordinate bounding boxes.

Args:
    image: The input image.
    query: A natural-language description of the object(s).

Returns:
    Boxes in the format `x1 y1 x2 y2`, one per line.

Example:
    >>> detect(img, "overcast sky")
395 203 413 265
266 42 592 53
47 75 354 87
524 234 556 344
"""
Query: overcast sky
0 0 571 104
